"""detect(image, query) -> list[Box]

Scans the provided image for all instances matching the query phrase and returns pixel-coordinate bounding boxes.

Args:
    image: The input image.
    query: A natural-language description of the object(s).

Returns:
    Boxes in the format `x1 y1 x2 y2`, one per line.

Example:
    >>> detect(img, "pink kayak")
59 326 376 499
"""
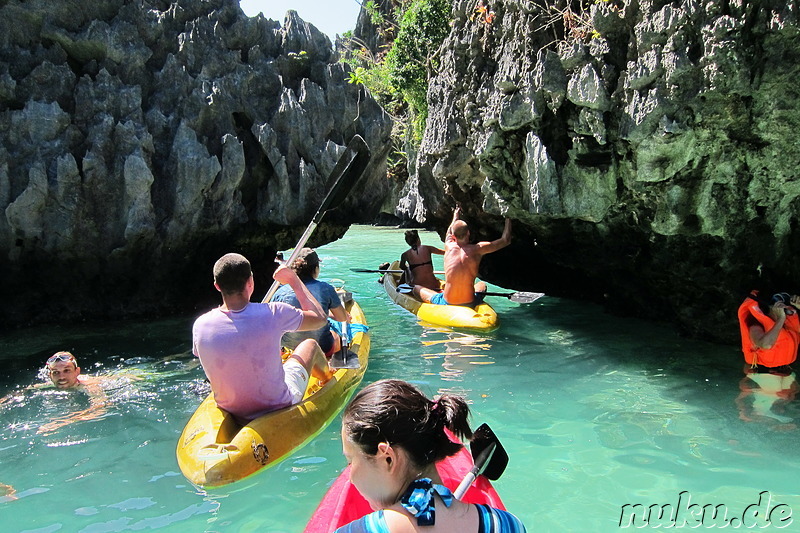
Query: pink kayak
304 444 506 533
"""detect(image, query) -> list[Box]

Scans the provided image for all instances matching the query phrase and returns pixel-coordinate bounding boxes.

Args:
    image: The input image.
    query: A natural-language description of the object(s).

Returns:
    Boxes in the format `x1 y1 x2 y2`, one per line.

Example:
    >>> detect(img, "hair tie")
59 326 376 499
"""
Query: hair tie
431 399 439 413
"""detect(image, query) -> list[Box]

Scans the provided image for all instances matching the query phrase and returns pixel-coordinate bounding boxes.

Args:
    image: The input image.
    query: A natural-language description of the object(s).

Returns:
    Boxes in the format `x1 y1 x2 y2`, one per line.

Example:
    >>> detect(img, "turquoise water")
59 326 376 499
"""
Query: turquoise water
1 225 799 532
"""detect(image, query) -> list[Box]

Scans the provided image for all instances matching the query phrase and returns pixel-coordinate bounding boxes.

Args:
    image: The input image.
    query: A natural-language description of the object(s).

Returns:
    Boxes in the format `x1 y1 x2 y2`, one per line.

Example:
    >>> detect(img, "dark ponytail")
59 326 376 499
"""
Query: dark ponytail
404 230 420 251
342 379 473 467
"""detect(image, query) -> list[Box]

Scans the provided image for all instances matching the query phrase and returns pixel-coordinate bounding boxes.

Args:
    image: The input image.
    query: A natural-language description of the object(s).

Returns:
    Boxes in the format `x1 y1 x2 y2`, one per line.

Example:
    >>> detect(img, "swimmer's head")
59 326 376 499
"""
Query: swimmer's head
46 352 81 389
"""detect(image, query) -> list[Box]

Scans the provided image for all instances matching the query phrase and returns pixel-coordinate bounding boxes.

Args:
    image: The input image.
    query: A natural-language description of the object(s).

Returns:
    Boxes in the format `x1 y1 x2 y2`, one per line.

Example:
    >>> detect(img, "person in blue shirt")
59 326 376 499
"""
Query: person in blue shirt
336 379 527 533
271 248 349 357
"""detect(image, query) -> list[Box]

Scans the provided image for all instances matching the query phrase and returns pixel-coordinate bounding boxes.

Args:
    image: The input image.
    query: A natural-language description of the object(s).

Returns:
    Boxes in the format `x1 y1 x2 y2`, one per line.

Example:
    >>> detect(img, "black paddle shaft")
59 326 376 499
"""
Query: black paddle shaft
395 283 544 304
313 136 371 224
262 136 371 303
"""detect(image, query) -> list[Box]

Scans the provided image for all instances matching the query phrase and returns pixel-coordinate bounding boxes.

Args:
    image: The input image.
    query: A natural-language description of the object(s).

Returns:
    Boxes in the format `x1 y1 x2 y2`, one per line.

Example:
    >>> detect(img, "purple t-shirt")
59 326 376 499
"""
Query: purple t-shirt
192 302 304 420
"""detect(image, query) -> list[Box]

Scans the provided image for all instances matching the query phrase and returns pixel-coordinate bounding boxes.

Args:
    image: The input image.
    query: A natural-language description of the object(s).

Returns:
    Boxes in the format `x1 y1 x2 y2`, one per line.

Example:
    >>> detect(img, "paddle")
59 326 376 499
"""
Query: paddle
329 321 361 370
453 423 508 499
351 268 445 275
395 284 545 304
261 135 371 303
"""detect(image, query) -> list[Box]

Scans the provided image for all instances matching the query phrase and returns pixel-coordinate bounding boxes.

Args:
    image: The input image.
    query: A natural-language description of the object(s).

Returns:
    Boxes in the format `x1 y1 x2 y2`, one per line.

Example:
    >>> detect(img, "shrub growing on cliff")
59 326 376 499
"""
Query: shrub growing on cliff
535 0 621 46
384 0 451 139
343 0 451 143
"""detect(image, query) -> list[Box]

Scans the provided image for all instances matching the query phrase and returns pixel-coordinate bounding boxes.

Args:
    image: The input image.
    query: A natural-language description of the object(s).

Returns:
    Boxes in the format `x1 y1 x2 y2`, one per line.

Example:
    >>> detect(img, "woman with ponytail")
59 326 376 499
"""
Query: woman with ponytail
336 379 526 533
399 230 444 291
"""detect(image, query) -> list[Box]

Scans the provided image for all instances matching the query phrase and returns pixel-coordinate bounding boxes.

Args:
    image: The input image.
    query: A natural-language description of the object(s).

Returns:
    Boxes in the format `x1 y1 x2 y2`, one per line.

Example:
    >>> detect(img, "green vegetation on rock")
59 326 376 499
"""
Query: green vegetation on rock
344 0 451 145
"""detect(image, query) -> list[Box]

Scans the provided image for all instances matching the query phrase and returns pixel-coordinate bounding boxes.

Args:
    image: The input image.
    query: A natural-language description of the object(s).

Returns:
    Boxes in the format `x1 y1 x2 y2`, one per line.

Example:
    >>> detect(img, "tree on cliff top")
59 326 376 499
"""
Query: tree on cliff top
341 0 451 181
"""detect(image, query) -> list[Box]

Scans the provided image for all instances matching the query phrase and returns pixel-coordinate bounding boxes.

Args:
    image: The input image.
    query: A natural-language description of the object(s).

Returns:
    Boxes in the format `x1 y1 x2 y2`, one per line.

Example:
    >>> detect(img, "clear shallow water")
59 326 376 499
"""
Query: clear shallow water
1 225 799 532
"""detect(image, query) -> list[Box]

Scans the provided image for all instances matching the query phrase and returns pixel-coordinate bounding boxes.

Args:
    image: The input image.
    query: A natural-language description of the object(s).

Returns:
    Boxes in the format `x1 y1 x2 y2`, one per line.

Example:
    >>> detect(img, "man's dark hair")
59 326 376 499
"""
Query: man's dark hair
213 253 252 295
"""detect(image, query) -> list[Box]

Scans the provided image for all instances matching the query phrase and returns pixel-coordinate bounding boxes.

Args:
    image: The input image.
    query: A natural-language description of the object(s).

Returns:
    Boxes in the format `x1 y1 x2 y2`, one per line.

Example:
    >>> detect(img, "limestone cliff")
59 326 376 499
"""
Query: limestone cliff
0 0 392 326
400 0 800 342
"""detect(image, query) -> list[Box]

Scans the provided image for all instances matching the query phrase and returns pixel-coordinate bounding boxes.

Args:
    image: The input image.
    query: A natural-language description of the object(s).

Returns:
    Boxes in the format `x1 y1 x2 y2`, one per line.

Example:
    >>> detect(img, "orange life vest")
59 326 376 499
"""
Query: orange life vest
737 294 800 368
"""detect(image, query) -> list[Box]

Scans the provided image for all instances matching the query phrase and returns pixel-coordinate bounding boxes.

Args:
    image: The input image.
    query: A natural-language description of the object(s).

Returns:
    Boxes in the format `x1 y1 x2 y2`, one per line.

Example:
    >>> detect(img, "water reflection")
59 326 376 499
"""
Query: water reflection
736 367 798 430
419 327 495 381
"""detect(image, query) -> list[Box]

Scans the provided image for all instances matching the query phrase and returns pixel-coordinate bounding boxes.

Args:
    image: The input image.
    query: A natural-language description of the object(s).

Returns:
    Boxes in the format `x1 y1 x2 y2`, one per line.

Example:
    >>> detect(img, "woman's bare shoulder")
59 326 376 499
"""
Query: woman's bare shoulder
382 509 417 533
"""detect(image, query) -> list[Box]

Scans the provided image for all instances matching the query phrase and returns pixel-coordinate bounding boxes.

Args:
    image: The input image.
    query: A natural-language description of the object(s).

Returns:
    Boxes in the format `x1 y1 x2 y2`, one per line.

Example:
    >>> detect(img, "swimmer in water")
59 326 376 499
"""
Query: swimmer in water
0 351 110 434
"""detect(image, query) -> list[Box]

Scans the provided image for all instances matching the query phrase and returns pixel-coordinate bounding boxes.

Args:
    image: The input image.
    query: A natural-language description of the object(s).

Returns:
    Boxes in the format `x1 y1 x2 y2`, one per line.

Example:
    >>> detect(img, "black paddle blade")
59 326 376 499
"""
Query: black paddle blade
329 349 361 370
470 423 508 481
508 291 545 304
315 135 371 222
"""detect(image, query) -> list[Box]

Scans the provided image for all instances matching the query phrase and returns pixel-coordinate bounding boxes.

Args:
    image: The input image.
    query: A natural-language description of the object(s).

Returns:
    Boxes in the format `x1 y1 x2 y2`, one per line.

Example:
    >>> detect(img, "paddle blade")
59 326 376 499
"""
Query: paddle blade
508 291 545 304
396 283 414 294
315 135 371 221
470 423 508 481
329 349 361 370
262 135 371 304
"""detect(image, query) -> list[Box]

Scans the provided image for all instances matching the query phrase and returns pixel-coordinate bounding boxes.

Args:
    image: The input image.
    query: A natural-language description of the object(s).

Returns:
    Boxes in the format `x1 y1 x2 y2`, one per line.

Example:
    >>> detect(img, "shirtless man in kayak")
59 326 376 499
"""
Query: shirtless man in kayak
414 207 512 306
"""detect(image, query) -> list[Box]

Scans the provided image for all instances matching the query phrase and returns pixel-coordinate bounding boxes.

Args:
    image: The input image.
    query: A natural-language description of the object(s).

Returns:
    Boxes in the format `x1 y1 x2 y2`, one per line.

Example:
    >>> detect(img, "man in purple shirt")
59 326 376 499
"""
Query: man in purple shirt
192 253 333 422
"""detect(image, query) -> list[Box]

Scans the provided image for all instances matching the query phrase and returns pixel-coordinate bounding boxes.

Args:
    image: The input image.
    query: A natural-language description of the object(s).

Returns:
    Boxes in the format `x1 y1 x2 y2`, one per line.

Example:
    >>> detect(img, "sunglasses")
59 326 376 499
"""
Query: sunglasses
46 353 76 365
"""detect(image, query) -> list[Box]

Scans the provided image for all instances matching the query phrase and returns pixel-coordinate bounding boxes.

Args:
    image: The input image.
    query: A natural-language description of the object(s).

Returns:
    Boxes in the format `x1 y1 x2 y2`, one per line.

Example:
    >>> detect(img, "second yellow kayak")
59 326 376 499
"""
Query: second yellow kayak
382 261 498 330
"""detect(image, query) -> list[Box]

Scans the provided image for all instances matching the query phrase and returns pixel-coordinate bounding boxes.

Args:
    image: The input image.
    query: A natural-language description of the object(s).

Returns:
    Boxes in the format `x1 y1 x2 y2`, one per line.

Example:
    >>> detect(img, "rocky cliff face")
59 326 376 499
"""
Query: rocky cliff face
0 0 392 327
400 0 800 342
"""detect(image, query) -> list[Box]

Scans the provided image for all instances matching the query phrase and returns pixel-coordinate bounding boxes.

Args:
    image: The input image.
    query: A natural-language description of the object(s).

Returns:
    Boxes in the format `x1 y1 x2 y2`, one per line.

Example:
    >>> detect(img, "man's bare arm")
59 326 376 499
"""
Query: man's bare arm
446 206 462 239
274 265 327 331
477 218 512 255
37 382 110 435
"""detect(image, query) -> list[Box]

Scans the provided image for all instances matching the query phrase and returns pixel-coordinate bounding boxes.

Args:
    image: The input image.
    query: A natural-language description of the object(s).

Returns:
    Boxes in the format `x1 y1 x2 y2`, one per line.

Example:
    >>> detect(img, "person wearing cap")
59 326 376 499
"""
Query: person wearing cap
414 206 512 306
192 252 334 423
399 230 444 291
271 248 350 357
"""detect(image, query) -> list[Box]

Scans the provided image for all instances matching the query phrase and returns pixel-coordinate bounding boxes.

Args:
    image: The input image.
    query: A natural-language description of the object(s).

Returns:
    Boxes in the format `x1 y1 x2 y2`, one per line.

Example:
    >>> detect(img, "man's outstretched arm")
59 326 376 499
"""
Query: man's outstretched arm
477 218 512 255
446 205 463 238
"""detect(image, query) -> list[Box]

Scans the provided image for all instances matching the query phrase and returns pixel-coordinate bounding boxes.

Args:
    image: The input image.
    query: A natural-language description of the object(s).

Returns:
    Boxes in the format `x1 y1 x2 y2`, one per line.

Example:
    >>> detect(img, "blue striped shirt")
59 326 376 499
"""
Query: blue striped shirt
334 505 527 533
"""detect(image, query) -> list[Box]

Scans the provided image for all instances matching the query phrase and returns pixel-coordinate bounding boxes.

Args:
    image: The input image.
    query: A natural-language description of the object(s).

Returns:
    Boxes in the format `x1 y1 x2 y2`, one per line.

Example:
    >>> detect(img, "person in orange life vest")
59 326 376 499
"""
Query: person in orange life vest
736 291 800 427
738 291 800 372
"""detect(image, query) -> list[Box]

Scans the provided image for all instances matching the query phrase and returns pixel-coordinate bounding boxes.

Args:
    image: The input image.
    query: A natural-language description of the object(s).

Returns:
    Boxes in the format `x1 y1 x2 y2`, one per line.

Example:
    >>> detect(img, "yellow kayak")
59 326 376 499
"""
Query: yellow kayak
382 261 498 330
177 293 370 487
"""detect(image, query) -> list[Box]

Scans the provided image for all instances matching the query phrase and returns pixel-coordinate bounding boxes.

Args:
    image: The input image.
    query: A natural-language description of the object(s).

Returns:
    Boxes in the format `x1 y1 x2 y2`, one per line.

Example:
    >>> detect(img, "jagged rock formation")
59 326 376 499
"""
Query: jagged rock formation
398 0 800 342
0 0 392 327
340 0 413 226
